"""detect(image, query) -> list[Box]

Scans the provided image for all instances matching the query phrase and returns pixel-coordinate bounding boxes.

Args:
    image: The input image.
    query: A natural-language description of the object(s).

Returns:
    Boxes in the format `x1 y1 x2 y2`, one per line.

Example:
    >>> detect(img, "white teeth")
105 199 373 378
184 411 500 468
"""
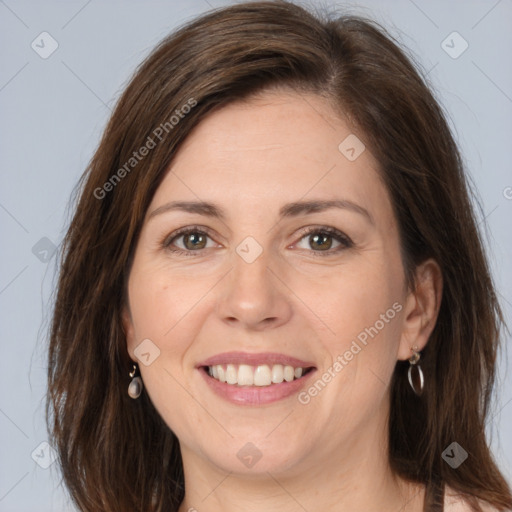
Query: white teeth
253 365 272 386
271 364 284 384
226 364 237 384
237 364 254 386
283 365 294 382
207 363 308 386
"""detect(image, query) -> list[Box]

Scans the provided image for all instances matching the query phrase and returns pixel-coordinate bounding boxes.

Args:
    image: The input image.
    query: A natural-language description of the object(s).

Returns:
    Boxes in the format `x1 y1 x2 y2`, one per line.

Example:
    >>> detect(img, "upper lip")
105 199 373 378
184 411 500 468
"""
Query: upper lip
197 351 316 368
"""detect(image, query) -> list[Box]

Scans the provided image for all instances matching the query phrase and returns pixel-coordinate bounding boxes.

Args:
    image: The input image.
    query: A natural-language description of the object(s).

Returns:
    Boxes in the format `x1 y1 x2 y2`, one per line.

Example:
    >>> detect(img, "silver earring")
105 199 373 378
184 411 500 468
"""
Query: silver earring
128 364 143 399
407 346 424 396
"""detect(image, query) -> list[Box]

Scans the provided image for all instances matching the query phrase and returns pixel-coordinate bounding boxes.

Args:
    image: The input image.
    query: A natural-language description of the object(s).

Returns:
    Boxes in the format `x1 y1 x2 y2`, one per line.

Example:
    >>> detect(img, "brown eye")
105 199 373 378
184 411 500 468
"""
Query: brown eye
309 232 334 251
294 227 353 256
181 232 208 250
163 227 216 256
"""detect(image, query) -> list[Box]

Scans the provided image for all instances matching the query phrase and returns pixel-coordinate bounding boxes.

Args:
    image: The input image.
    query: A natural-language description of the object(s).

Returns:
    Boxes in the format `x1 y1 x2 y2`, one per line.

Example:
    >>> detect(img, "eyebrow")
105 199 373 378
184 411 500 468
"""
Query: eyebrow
148 199 374 225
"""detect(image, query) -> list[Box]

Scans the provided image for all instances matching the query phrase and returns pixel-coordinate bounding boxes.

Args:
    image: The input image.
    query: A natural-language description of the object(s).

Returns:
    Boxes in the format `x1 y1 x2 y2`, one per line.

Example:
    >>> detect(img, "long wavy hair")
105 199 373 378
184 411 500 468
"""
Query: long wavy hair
47 1 512 510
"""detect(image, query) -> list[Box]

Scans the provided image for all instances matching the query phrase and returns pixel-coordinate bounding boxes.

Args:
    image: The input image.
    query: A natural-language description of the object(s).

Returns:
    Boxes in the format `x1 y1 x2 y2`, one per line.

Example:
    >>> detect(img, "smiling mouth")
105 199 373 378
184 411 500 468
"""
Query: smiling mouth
202 364 315 387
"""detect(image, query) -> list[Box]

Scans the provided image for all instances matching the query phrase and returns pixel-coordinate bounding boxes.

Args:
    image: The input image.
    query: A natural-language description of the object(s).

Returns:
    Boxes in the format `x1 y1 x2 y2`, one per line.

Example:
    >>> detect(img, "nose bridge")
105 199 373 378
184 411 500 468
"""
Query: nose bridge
216 237 292 330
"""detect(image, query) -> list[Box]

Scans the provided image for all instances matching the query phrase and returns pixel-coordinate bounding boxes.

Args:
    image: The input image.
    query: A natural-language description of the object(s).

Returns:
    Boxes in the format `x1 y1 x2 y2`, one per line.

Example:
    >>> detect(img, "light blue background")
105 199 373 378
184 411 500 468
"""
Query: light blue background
1 1 511 510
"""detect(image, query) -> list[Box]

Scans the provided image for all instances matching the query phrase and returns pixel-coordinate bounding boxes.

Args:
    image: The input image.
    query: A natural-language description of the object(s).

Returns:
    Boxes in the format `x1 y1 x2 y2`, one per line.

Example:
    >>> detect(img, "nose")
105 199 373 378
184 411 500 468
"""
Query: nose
215 246 293 331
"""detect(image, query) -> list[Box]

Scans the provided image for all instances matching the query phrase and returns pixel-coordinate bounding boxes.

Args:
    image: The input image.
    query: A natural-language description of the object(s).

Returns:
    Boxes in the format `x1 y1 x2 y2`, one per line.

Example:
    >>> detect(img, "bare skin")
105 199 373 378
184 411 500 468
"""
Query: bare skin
123 88 444 512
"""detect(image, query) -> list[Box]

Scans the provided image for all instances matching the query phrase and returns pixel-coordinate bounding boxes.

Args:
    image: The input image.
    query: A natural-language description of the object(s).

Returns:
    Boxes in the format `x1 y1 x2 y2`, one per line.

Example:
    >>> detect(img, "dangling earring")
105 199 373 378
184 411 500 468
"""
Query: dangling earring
128 363 143 399
407 346 424 396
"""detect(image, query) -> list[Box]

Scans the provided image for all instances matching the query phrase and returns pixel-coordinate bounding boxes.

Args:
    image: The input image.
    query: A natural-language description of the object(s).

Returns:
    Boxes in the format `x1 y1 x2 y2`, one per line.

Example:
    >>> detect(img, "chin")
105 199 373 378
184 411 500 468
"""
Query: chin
199 436 309 477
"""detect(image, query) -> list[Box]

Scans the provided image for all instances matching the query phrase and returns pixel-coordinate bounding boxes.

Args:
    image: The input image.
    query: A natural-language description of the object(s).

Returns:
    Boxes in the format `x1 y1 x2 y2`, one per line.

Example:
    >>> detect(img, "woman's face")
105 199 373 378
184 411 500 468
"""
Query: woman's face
124 88 412 476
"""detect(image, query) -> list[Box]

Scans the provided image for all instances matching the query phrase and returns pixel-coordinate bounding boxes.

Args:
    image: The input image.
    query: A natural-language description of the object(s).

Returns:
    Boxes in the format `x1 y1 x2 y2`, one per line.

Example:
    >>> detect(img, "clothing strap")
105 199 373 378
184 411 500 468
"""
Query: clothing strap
423 478 445 512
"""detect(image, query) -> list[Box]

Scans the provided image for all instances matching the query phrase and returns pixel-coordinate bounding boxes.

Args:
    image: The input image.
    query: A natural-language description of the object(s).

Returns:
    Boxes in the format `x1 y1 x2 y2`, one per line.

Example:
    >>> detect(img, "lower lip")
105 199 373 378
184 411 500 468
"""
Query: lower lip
198 368 316 405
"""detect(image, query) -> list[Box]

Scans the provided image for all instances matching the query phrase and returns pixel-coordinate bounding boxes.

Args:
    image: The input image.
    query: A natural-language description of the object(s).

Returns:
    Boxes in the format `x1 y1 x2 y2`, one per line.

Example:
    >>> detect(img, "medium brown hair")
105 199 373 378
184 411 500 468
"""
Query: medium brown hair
47 1 512 510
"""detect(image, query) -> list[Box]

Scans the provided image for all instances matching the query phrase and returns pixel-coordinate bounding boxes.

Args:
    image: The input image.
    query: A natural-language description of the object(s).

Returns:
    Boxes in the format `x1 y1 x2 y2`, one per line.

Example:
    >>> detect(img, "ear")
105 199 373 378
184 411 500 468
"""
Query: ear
397 258 443 361
122 304 137 361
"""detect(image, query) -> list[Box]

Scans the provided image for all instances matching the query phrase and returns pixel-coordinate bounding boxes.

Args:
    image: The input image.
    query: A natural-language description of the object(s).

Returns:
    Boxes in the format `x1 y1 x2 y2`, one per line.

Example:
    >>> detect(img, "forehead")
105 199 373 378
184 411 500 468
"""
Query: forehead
150 89 388 220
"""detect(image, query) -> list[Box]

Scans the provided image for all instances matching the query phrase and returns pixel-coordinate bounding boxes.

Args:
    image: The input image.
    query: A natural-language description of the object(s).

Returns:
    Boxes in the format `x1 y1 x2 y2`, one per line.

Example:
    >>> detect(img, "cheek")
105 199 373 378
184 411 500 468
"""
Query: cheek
307 252 405 417
320 261 403 350
126 265 210 438
303 269 404 427
128 257 207 342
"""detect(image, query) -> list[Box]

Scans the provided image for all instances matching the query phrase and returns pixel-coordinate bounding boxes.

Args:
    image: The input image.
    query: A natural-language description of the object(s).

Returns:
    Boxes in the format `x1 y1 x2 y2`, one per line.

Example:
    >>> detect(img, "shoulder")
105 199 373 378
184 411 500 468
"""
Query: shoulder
444 485 504 512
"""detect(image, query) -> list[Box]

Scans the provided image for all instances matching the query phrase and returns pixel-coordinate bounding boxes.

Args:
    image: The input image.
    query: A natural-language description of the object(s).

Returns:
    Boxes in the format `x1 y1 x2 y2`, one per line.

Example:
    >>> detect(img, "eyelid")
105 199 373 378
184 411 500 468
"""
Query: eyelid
162 224 215 246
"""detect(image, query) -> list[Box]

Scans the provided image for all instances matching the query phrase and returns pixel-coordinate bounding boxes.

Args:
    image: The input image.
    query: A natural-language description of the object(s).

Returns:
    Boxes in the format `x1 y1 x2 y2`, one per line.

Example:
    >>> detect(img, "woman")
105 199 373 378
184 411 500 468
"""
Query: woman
46 1 512 511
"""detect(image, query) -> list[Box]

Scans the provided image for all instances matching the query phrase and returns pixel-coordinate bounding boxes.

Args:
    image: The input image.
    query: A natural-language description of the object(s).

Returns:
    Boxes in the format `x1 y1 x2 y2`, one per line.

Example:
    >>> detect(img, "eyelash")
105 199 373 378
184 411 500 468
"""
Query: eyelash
162 225 353 257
